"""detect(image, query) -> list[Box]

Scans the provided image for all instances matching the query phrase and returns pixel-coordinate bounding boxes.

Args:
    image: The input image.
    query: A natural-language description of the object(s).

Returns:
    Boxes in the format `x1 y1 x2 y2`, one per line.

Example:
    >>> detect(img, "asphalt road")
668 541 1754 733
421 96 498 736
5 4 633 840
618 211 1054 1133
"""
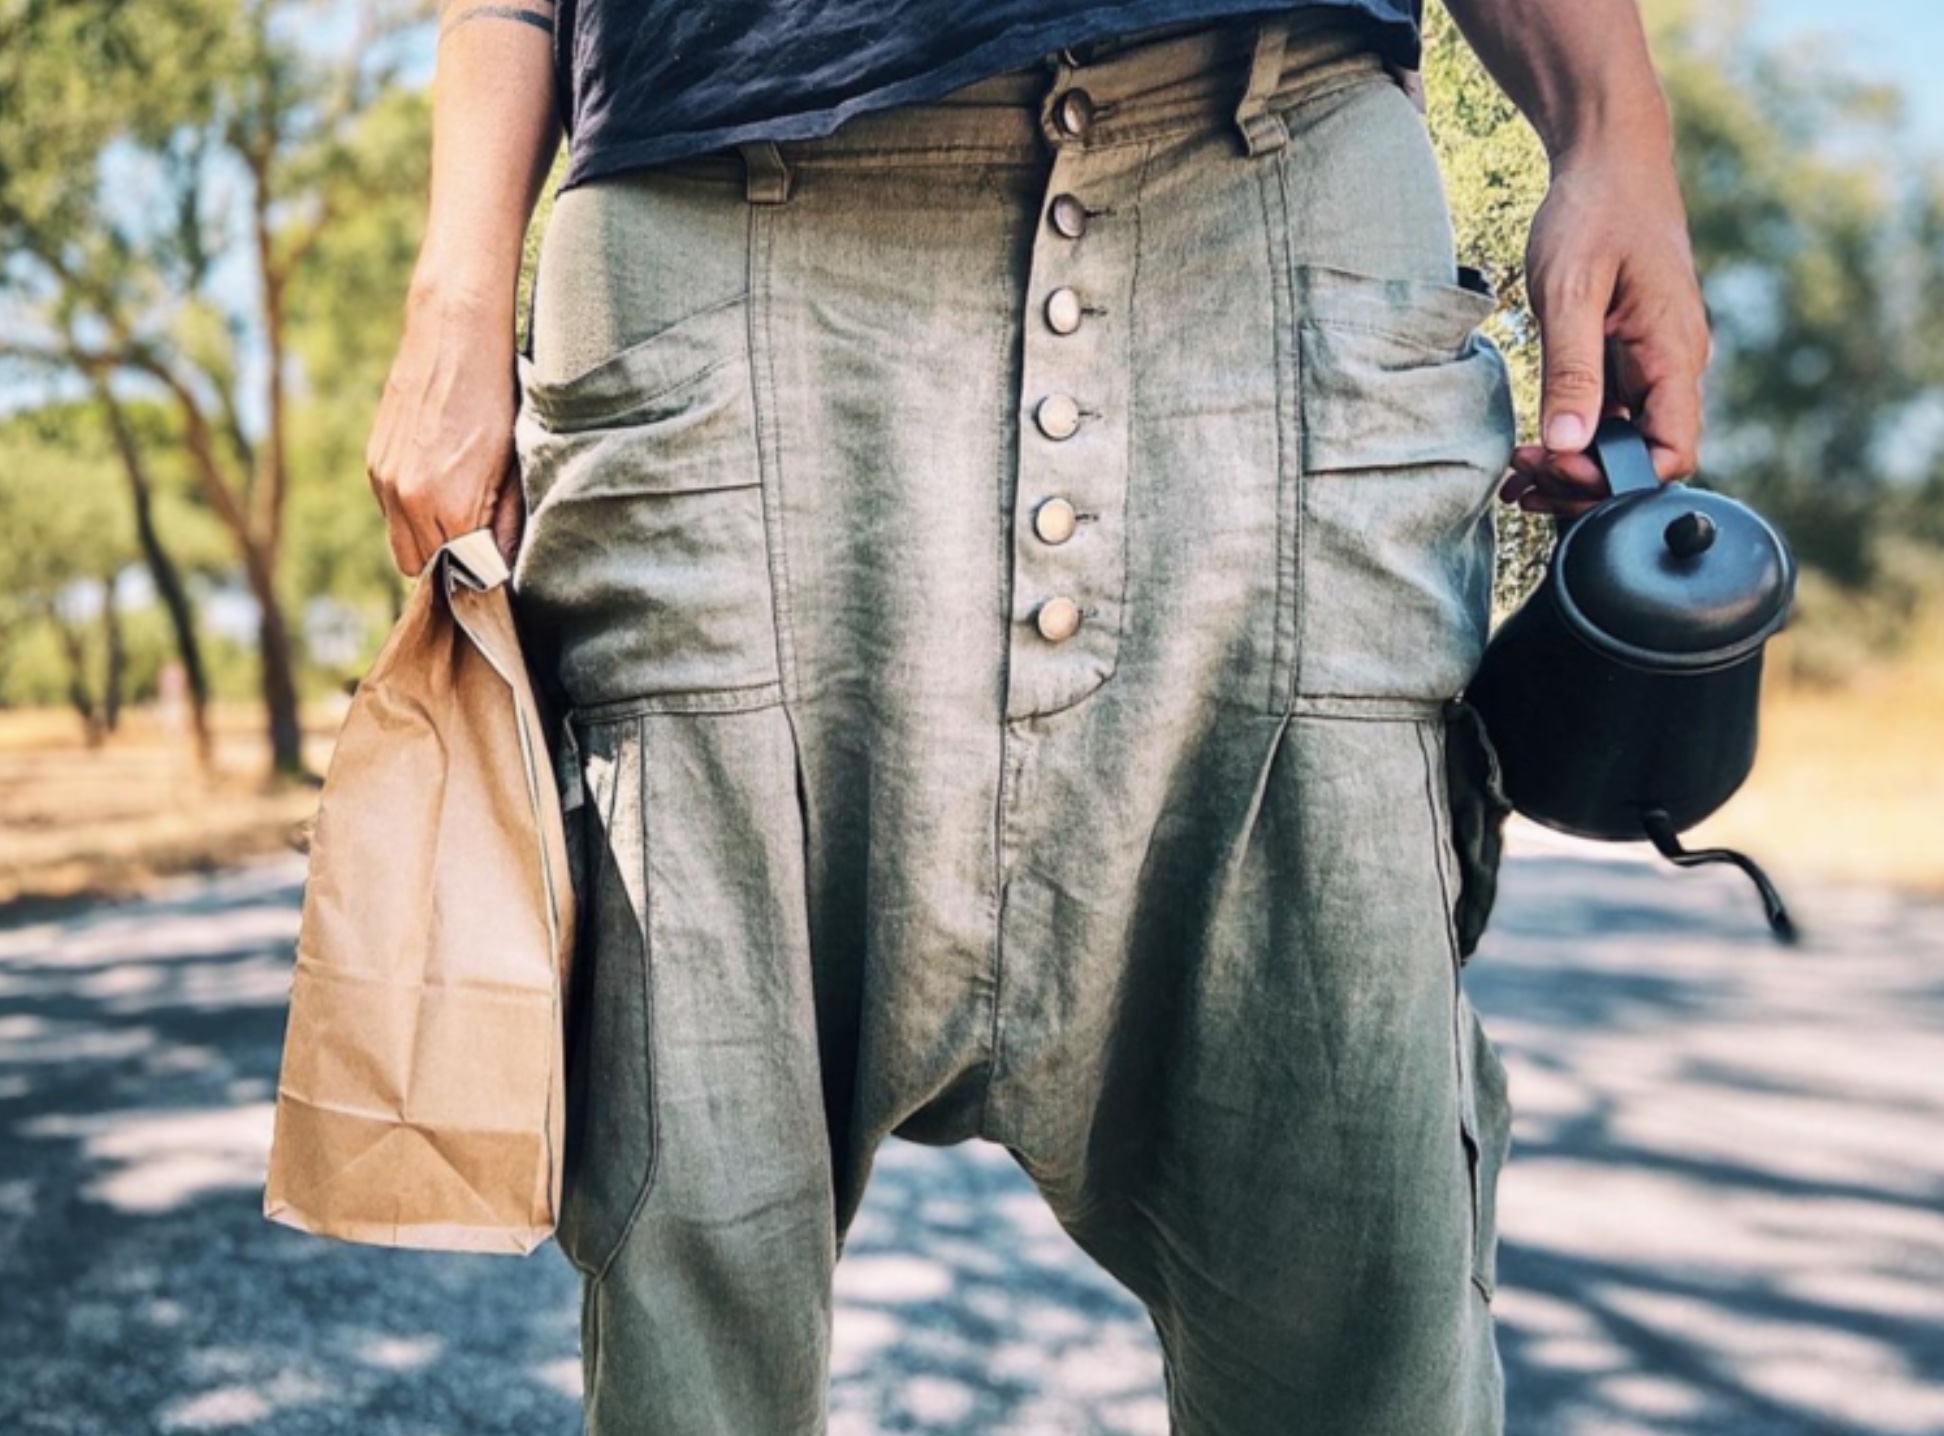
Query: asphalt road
2 827 1939 1436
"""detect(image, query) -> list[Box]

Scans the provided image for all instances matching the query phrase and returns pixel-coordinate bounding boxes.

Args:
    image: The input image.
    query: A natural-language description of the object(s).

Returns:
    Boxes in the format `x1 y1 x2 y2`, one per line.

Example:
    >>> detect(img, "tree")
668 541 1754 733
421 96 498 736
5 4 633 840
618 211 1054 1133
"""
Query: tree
1422 2 1554 615
0 0 432 780
0 413 139 744
1647 0 1944 592
1425 0 1944 659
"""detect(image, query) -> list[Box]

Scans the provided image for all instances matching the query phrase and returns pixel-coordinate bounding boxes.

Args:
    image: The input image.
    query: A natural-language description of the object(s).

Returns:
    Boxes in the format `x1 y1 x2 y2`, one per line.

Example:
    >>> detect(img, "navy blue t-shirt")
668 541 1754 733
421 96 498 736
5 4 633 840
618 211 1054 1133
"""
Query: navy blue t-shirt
550 1 1422 191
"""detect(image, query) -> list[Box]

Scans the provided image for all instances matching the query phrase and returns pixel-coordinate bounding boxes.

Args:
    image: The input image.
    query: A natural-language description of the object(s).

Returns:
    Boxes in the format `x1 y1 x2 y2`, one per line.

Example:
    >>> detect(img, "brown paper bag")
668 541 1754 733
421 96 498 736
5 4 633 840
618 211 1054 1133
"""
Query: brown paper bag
262 530 576 1255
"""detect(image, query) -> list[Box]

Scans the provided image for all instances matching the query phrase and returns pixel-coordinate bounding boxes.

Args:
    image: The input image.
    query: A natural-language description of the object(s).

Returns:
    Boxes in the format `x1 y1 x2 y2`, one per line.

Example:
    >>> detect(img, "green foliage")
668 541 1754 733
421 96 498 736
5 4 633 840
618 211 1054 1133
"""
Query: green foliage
1421 2 1554 616
2 0 1938 712
283 80 435 658
0 408 134 711
1647 0 1944 597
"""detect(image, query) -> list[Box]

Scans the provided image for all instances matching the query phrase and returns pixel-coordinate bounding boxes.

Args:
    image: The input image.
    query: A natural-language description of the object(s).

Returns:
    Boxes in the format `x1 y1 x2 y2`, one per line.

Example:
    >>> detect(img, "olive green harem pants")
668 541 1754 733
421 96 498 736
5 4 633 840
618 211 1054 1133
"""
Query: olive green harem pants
511 12 1519 1432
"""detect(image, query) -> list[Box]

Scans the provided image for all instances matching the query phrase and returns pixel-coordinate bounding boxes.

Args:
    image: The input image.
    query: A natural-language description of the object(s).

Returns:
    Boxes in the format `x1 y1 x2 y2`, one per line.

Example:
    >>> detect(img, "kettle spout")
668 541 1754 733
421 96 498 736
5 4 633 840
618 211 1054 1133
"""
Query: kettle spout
1641 809 1798 944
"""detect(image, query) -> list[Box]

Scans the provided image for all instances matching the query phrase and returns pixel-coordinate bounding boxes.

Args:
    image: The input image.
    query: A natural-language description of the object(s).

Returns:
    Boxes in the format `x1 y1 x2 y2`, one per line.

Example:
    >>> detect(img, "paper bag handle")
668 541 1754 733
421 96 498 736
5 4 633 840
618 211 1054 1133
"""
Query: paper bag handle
442 529 510 593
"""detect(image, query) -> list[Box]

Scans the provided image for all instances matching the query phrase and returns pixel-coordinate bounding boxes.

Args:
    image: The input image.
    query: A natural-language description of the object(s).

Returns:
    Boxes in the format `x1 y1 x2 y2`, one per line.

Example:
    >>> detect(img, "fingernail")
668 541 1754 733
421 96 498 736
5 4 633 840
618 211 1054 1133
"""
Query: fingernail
1545 413 1588 451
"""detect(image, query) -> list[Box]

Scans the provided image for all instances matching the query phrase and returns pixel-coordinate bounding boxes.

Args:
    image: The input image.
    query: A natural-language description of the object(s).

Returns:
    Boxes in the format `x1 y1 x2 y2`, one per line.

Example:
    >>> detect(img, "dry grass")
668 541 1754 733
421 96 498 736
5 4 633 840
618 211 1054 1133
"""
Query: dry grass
0 703 337 908
0 627 1939 908
1685 621 1944 896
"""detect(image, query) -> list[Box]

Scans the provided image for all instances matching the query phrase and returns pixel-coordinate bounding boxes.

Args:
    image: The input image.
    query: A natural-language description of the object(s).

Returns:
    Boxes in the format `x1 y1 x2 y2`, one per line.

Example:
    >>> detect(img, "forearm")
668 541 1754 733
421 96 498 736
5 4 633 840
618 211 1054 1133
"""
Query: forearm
409 0 562 330
1442 0 1671 170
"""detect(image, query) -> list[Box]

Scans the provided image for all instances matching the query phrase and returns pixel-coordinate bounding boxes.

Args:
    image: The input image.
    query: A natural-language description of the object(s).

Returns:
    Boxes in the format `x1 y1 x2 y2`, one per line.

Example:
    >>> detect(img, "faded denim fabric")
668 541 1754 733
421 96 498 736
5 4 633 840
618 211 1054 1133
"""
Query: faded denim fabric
511 12 1518 1433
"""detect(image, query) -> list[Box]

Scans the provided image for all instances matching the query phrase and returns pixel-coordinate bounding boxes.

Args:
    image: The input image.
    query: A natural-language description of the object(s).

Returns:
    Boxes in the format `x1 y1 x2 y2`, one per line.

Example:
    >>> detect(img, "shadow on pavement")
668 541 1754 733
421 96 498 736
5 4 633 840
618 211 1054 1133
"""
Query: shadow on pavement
2 842 1940 1434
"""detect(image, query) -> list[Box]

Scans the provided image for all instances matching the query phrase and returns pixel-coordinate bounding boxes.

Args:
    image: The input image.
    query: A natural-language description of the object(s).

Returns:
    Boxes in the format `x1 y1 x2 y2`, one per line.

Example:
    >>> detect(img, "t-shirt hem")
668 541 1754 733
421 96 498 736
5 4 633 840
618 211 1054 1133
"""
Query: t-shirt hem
557 0 1418 194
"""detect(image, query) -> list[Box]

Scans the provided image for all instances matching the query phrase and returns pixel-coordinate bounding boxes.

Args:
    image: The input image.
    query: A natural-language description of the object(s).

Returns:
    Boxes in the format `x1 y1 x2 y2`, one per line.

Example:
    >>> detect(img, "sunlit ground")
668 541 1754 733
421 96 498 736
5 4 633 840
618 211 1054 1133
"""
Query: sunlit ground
0 828 1940 1434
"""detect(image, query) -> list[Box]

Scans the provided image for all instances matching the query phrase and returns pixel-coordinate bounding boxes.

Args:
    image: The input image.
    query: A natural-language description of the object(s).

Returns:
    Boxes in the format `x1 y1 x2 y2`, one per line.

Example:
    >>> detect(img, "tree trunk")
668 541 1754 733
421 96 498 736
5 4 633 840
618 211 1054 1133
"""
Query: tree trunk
100 569 125 735
97 386 215 768
51 614 102 747
244 543 306 781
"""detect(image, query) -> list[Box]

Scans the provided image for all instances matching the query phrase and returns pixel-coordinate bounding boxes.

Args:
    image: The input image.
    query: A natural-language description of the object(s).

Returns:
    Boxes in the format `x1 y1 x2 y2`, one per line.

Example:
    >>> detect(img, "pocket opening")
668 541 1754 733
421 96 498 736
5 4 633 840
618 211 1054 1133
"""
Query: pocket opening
1458 990 1513 1304
554 718 660 1280
518 290 753 434
1441 696 1515 965
1286 261 1515 706
512 293 782 711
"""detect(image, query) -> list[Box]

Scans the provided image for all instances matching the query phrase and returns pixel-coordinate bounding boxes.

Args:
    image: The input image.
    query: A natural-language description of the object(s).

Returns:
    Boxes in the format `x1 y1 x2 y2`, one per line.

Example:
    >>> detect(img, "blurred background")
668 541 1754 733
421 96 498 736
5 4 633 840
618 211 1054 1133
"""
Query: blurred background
1 2 1939 1434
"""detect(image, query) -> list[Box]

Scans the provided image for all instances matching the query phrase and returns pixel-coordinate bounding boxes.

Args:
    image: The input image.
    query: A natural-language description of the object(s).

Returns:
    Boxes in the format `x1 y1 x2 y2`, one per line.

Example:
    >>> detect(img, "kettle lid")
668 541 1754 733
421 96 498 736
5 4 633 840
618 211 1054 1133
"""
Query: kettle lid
1553 419 1797 672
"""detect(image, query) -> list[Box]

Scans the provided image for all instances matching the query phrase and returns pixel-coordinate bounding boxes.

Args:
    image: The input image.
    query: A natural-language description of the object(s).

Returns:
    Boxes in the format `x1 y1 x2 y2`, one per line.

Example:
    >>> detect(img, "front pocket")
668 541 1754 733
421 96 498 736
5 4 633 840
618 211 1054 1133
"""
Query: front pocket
1441 695 1516 964
1458 989 1513 1303
555 715 659 1280
1293 263 1516 703
512 292 783 713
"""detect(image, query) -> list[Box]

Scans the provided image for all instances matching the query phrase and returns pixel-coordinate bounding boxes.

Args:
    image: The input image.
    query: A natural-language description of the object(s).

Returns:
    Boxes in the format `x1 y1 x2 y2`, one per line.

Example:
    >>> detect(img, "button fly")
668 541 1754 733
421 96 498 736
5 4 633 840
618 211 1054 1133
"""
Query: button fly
1033 497 1078 544
1054 88 1096 138
1035 393 1082 440
1049 193 1090 239
1035 596 1082 642
1044 287 1083 335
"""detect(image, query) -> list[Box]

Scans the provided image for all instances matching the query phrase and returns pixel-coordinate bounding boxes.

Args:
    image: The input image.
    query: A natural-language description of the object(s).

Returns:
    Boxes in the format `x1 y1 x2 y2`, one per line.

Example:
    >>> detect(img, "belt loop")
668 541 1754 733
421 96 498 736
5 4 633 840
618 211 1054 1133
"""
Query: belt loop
739 140 794 204
1233 20 1291 156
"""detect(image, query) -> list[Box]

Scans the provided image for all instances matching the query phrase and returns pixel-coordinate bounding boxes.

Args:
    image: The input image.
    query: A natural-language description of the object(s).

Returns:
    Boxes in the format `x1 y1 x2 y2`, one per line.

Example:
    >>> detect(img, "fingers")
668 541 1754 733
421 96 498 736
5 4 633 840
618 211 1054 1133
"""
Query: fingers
1500 444 1609 518
366 351 519 578
1532 257 1618 455
490 458 526 569
1612 334 1708 481
366 415 432 579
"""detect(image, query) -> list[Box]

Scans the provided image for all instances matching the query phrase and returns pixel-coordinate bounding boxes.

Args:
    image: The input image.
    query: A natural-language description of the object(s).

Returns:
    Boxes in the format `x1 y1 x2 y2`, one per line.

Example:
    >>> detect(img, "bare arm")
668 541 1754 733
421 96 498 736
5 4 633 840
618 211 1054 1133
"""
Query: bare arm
366 0 561 576
1444 0 1710 515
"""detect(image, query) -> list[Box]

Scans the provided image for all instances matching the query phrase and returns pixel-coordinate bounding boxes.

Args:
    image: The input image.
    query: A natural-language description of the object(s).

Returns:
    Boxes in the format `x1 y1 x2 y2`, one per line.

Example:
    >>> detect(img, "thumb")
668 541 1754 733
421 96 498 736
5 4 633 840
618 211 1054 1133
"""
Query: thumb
1537 268 1615 454
491 463 525 570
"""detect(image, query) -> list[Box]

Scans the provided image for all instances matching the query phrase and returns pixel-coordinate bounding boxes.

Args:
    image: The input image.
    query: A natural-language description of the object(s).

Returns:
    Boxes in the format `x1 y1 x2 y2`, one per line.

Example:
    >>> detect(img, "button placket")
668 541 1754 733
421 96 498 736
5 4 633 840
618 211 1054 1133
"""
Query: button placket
1005 113 1139 720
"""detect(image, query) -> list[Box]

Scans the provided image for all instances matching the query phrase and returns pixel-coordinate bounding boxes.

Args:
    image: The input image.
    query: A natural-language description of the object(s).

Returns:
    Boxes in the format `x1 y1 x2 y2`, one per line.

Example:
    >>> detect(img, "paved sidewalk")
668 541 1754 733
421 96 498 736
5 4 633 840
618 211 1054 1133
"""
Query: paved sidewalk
1 829 1939 1434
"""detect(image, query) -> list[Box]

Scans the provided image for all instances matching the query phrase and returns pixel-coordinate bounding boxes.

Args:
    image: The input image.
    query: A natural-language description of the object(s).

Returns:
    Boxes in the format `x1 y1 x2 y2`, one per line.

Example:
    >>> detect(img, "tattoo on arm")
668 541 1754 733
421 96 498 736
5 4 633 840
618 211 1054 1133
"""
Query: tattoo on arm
440 0 555 39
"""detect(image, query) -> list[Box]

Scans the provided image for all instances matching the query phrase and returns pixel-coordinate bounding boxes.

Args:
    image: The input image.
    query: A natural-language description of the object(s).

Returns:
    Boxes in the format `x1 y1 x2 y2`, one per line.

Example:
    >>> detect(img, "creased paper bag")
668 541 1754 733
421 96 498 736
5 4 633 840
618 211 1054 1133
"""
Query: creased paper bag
263 529 576 1255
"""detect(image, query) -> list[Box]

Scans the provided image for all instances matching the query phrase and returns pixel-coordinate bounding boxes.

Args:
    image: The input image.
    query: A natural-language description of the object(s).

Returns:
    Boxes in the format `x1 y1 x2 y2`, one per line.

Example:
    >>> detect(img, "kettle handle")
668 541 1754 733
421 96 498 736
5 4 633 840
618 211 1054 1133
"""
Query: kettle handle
1590 415 1662 496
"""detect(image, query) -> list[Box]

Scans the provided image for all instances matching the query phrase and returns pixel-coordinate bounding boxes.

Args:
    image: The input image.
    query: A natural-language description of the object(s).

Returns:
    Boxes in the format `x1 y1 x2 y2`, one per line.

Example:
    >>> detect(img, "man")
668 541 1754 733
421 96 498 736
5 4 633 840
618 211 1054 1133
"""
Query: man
366 2 1707 1431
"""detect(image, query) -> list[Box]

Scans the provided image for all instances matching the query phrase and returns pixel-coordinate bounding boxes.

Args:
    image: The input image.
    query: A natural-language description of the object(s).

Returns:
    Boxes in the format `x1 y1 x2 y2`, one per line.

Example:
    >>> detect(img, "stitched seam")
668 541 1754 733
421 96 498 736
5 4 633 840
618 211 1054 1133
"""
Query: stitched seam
1110 138 1153 653
1262 62 1393 128
1259 144 1297 714
569 680 785 724
747 198 796 705
977 163 1021 1137
978 730 1025 1141
583 1273 608 1423
591 714 660 1285
527 350 744 433
523 286 751 421
1300 315 1480 358
1289 154 1310 702
1418 717 1484 1298
787 142 1042 164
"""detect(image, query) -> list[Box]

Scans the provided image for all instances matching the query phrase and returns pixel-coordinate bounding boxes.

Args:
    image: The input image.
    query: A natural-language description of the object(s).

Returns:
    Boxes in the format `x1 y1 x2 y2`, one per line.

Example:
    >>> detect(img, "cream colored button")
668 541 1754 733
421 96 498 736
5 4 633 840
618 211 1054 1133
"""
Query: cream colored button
1035 596 1082 642
1044 287 1083 335
1033 497 1078 544
1055 88 1096 138
1035 393 1081 440
1050 193 1089 239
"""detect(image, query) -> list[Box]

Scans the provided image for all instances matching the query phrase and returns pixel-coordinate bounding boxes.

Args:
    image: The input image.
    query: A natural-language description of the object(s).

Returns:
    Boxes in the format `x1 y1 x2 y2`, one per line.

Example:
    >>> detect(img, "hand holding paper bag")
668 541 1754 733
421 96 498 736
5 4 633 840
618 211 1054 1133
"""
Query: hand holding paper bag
262 530 577 1255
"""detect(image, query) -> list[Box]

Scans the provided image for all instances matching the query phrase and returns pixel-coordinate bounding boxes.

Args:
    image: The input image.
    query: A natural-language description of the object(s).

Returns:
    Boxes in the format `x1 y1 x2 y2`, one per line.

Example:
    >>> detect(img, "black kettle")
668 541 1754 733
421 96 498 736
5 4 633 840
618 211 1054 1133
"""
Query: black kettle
1463 416 1801 941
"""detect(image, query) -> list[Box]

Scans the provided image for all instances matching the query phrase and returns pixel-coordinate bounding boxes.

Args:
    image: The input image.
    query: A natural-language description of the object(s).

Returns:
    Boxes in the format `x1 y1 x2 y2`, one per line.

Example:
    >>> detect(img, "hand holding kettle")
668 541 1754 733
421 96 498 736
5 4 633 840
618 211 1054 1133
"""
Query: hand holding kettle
1464 416 1800 941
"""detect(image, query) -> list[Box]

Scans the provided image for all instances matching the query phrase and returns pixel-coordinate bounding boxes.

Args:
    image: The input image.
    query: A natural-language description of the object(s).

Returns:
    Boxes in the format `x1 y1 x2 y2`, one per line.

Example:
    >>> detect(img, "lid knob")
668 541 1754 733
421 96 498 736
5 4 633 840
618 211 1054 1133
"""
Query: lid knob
1556 417 1798 670
1664 511 1717 560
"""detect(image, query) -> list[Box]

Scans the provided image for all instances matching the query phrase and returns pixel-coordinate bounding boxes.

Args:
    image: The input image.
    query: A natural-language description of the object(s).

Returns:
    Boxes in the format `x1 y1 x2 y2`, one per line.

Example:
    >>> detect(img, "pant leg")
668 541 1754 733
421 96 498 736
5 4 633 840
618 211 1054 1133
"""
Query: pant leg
1005 714 1508 1436
971 28 1519 1436
515 167 839 1436
510 13 1519 1433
